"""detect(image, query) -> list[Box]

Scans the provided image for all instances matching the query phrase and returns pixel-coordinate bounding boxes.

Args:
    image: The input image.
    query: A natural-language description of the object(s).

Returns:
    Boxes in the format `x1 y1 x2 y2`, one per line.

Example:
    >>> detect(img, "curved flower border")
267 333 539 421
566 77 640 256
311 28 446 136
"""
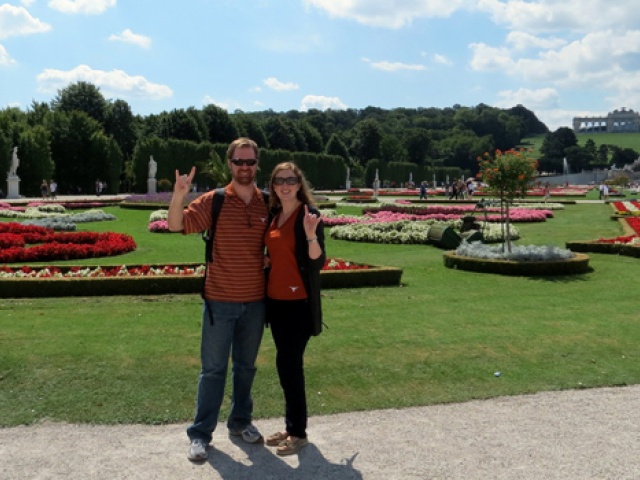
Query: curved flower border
0 223 136 263
0 259 369 278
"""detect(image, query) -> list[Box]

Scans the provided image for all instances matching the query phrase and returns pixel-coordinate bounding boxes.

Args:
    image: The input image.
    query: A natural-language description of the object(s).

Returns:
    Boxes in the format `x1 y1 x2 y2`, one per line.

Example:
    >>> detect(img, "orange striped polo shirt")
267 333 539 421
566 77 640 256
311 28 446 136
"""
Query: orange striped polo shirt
181 185 270 302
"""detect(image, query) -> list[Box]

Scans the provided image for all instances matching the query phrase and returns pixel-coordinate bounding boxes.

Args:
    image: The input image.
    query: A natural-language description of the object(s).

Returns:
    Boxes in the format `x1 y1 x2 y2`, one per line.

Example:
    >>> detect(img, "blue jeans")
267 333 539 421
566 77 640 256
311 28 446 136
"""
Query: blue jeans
186 300 265 443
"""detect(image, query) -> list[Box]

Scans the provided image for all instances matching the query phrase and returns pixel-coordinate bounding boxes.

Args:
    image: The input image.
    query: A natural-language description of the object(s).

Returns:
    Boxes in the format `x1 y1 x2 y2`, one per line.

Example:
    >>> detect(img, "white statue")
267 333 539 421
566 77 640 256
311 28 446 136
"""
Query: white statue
346 167 350 182
9 146 19 176
148 155 157 179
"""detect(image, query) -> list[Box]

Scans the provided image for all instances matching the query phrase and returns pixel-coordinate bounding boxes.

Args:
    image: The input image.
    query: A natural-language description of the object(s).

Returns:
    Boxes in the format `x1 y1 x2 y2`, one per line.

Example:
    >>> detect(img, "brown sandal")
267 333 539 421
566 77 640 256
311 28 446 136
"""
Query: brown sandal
276 437 309 456
266 431 288 447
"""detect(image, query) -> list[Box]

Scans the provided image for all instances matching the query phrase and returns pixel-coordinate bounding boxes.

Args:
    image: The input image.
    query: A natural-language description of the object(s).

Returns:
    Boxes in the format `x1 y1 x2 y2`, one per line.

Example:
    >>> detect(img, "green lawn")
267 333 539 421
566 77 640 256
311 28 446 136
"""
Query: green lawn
521 132 640 157
1 202 639 426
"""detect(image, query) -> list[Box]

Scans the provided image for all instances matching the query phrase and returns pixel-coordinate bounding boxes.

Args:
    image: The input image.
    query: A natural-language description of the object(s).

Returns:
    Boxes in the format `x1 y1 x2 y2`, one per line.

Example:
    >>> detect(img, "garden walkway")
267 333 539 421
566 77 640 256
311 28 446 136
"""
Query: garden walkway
1 385 639 479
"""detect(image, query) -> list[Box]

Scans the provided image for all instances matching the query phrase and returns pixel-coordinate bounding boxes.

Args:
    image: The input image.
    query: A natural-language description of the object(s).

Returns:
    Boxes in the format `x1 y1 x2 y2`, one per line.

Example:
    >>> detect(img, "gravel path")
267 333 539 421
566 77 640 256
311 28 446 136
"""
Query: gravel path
2 385 638 479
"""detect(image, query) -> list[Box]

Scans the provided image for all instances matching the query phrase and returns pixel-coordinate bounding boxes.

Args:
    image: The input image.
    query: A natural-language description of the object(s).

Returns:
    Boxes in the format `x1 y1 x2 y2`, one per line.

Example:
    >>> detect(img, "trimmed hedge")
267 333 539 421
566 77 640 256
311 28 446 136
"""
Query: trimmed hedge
443 251 591 276
565 241 640 258
0 263 403 298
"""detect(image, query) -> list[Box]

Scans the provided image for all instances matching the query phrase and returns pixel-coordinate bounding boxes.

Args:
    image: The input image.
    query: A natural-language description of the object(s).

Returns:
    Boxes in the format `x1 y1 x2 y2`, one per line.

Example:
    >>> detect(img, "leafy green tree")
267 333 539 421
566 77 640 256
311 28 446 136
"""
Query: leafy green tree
507 104 549 135
477 149 538 252
540 127 577 163
202 104 239 144
596 144 610 167
380 135 407 163
17 126 54 196
403 128 431 164
298 121 324 153
45 110 108 194
105 99 137 160
583 138 597 164
26 101 51 127
52 81 108 124
234 113 269 147
350 119 382 164
158 109 205 142
264 117 296 151
325 133 349 162
610 146 639 167
564 145 590 172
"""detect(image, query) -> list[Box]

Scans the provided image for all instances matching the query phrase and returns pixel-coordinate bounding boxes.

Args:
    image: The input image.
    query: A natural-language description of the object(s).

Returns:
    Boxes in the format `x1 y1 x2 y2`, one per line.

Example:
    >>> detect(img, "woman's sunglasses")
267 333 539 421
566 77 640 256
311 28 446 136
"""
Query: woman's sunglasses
230 159 258 167
273 176 300 186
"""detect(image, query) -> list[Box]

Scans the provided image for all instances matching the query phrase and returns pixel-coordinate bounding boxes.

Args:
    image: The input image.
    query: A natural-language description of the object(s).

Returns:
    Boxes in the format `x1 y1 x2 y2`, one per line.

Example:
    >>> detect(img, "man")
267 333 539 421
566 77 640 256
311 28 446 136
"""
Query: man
49 180 58 200
168 138 269 462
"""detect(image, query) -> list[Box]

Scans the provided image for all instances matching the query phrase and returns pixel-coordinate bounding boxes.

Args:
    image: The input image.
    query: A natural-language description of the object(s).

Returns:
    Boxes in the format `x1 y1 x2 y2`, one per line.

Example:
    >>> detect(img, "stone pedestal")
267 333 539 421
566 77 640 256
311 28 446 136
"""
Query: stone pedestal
7 175 20 199
147 178 157 194
345 180 351 190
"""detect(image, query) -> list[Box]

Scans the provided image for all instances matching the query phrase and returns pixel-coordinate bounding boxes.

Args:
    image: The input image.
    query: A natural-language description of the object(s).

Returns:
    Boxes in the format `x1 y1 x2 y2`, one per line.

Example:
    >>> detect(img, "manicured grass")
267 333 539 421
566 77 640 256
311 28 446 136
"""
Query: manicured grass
1 203 639 426
521 132 640 158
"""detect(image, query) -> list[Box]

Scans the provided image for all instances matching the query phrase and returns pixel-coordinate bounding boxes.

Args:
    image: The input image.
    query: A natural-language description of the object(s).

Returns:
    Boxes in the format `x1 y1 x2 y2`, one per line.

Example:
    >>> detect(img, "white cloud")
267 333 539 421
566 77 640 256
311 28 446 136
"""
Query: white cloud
515 30 640 86
21 0 36 6
469 43 515 71
249 86 262 93
263 77 300 91
433 54 452 66
506 31 566 51
476 0 640 33
48 0 116 15
108 29 151 49
303 0 471 29
36 64 172 99
495 87 560 109
0 4 52 40
202 96 246 112
0 44 16 66
300 95 347 111
362 57 427 71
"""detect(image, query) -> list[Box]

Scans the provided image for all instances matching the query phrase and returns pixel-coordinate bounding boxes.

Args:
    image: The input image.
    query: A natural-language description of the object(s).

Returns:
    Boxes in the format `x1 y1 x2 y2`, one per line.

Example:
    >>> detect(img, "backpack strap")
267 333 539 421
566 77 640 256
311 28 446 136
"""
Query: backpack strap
201 188 226 301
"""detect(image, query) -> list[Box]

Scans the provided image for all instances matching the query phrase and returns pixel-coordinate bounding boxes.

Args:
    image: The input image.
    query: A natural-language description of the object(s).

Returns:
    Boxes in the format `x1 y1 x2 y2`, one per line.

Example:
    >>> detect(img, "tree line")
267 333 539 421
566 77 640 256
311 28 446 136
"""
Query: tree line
1 81 552 196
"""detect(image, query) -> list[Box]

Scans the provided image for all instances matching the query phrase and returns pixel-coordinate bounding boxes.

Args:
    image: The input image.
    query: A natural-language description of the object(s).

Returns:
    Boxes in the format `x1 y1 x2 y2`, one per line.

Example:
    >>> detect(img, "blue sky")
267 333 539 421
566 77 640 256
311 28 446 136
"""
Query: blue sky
2 0 640 131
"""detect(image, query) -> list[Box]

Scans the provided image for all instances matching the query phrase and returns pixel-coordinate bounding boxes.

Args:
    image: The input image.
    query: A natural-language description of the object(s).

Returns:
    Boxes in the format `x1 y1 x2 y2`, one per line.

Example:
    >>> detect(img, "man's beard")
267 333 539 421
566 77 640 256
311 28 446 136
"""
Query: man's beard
232 170 256 186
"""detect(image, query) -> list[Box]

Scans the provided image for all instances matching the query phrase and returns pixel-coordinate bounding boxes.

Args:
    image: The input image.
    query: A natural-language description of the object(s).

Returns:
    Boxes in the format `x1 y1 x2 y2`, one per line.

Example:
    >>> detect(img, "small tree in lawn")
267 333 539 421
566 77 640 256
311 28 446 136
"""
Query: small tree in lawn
477 149 538 253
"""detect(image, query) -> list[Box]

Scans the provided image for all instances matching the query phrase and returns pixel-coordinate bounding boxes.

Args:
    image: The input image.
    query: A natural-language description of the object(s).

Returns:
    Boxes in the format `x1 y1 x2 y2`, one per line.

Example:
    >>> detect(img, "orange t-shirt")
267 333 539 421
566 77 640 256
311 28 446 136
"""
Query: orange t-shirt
265 206 307 300
182 185 269 302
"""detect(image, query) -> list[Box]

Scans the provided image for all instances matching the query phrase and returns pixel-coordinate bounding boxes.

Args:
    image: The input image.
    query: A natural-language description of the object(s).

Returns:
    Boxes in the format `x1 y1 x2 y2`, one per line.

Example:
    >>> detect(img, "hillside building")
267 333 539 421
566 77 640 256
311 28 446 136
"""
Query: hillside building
573 107 640 133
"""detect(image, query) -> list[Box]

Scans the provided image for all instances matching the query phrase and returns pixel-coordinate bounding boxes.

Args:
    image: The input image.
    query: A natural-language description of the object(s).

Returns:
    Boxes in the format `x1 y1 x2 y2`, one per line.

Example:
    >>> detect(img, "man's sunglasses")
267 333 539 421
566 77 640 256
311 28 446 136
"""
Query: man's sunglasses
273 176 300 186
230 159 258 167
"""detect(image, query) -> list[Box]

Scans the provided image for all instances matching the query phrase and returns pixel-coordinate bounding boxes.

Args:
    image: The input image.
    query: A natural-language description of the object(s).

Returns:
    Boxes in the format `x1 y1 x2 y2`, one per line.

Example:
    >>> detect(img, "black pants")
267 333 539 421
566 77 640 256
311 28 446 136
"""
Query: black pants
267 298 312 439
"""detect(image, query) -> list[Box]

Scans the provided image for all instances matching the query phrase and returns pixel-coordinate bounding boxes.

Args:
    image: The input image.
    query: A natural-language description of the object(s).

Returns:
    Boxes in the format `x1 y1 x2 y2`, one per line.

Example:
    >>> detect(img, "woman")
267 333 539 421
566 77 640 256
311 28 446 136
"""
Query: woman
39 180 49 199
264 162 325 456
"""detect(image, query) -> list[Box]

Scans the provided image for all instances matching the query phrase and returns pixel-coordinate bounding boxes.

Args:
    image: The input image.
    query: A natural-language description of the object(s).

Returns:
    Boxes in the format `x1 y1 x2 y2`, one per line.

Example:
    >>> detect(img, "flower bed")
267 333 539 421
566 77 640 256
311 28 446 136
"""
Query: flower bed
0 223 136 262
564 216 640 258
0 259 403 297
612 200 640 216
443 251 591 275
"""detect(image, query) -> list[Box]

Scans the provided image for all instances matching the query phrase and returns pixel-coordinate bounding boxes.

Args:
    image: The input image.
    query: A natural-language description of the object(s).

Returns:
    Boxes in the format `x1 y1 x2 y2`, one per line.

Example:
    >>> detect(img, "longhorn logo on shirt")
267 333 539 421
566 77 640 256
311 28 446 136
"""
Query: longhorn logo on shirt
289 286 299 292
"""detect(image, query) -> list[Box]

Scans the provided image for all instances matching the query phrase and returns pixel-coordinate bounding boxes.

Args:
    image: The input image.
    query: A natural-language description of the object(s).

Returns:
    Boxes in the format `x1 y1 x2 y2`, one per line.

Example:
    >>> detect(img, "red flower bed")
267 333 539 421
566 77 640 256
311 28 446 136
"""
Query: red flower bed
0 222 136 263
596 235 637 244
323 259 369 270
625 217 640 235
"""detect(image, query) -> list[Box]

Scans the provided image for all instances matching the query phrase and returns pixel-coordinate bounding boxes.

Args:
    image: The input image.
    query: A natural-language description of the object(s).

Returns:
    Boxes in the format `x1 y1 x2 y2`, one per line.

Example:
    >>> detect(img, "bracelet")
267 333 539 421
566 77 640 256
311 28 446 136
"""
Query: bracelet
306 236 318 243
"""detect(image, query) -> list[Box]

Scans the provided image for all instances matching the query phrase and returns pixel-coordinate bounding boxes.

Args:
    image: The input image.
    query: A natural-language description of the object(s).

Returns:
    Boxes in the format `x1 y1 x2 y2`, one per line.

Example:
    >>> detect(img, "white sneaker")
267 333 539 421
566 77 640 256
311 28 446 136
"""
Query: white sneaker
187 438 208 461
229 424 264 444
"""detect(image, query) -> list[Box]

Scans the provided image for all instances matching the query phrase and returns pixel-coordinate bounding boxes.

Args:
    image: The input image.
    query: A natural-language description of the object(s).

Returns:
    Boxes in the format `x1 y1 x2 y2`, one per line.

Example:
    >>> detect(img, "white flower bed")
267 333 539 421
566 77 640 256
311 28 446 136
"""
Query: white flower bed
456 240 574 261
511 202 565 210
149 209 168 222
329 220 520 244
